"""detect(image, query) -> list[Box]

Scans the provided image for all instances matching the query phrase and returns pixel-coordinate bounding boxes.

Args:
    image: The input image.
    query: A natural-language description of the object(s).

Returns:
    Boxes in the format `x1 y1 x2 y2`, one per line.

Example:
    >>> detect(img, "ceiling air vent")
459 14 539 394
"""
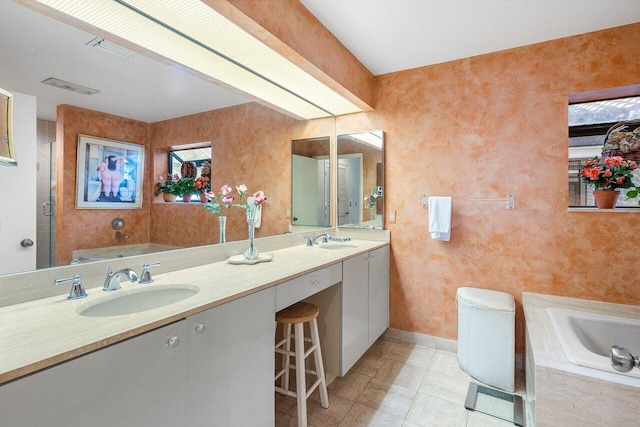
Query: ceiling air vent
86 37 136 59
41 78 100 95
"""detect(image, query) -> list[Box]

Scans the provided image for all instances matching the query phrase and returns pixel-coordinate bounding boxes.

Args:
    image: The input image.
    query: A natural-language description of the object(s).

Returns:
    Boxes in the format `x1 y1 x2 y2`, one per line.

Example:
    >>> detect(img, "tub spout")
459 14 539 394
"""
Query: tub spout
610 345 640 373
115 231 129 240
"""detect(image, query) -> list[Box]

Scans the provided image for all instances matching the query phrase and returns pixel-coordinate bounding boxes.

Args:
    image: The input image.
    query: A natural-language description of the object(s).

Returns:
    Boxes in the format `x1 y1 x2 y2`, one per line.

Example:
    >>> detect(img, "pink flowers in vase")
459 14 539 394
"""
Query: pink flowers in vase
204 184 268 214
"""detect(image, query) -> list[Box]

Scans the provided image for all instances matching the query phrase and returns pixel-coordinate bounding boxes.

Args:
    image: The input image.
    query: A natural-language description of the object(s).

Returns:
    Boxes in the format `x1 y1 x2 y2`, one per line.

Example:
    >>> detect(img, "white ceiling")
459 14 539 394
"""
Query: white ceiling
2 1 639 122
299 0 640 75
0 1 249 122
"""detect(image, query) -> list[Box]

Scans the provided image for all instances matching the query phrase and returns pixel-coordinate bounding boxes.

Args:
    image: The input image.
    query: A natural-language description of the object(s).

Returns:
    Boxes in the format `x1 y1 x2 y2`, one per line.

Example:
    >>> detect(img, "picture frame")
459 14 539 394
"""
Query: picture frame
0 87 17 166
76 134 144 209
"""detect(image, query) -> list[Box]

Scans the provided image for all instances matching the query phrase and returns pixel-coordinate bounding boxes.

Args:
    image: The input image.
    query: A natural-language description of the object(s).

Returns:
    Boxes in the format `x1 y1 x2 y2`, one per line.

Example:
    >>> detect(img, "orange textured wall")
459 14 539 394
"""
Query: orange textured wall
56 105 150 265
338 23 640 353
149 102 335 246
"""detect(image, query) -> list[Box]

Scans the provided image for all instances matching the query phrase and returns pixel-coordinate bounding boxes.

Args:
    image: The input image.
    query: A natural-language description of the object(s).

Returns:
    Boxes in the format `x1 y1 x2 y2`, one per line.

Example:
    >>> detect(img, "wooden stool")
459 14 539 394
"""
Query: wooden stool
275 302 329 426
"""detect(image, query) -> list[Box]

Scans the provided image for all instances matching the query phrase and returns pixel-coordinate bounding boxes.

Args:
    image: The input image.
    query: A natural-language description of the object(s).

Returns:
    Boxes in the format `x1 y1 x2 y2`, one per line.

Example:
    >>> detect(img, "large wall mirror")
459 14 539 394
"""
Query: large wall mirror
291 137 331 228
337 131 384 229
0 87 16 166
0 1 336 276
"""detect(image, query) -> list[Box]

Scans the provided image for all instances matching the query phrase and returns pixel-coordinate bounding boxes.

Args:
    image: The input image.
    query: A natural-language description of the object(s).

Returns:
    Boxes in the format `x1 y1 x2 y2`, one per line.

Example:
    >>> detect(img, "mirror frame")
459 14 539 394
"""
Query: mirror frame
0 87 17 166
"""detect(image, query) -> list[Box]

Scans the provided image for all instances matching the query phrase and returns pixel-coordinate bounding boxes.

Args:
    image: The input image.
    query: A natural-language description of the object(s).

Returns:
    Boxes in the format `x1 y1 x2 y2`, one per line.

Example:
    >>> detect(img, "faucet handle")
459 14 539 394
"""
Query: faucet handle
305 236 314 247
54 274 88 300
139 261 160 284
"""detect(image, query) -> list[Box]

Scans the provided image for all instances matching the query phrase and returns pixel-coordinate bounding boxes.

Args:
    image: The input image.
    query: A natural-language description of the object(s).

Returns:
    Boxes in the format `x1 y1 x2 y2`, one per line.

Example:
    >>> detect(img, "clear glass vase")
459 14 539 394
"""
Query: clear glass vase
369 207 376 221
244 206 259 261
218 215 227 243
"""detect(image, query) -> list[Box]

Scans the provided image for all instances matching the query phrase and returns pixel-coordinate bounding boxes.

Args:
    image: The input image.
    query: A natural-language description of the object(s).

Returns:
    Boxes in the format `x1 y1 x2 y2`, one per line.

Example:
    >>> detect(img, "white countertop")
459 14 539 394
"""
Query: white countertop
0 239 387 385
523 292 640 388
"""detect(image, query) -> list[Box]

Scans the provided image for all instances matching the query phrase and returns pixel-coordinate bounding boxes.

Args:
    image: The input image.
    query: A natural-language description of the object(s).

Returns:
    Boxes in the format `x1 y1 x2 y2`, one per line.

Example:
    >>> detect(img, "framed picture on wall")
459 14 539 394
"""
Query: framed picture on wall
76 134 144 209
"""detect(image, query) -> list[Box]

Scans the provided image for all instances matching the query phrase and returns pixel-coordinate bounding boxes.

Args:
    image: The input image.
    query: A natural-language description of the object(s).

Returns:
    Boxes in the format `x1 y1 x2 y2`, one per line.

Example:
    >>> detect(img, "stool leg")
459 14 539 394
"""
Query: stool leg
310 318 329 409
294 322 307 427
283 323 292 393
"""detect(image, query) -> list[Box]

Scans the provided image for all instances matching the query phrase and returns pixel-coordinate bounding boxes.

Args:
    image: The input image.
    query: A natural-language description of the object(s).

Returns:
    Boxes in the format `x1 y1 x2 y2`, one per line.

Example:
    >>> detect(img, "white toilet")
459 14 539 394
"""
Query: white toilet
457 287 515 392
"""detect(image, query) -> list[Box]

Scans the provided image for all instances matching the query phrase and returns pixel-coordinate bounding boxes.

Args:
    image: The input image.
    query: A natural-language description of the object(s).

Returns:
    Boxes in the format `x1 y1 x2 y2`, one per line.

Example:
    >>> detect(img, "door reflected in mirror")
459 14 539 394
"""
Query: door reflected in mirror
291 137 331 228
337 131 384 229
0 87 16 166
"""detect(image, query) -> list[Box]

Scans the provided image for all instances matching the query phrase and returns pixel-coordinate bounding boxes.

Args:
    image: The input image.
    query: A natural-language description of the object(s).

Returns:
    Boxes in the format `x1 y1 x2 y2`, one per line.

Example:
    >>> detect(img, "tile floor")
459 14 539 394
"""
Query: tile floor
275 336 526 427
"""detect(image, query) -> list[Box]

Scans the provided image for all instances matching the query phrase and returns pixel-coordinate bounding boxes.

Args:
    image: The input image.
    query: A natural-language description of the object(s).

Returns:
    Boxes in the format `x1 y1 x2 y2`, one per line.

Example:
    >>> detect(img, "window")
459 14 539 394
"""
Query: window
169 146 211 178
568 96 640 208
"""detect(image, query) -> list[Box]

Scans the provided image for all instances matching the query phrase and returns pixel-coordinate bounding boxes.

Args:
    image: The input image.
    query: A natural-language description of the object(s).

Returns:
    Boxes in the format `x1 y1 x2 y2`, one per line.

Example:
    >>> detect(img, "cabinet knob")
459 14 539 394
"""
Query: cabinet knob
167 336 181 348
311 279 320 287
193 323 206 334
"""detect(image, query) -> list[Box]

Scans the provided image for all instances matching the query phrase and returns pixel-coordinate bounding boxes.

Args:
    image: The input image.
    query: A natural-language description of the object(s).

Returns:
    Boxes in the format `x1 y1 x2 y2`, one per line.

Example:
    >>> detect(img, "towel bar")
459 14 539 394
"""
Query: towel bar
420 194 514 210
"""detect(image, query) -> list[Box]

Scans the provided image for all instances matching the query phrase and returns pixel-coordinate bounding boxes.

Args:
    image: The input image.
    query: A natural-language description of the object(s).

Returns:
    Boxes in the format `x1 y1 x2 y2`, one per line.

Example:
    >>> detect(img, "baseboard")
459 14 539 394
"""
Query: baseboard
384 327 526 370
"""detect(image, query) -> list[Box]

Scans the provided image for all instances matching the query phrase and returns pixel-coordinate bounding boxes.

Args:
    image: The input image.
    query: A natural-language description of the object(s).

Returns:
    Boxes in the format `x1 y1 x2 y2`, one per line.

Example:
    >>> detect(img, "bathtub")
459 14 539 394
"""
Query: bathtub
546 307 640 379
72 243 181 263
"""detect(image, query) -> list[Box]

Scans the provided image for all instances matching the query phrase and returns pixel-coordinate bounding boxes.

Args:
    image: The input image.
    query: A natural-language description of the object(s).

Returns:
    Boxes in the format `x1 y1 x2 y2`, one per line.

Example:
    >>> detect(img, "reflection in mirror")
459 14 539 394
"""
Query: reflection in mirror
291 137 331 227
337 131 384 229
0 1 337 276
0 87 16 166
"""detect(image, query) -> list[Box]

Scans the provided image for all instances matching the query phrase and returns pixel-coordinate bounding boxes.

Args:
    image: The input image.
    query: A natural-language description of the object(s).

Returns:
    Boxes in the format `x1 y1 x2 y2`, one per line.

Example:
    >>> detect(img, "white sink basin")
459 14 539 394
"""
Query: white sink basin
317 243 358 250
78 285 200 317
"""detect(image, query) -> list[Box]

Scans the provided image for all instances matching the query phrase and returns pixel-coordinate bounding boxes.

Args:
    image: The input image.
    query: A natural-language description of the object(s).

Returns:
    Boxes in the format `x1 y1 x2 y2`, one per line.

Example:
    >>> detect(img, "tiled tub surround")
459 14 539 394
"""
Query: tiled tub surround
523 293 640 426
0 229 388 384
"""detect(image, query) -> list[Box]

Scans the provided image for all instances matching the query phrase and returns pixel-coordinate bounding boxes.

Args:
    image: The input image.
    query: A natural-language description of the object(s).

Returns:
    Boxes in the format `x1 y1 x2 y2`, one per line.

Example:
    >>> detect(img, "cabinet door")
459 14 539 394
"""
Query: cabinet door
186 287 275 426
341 253 370 375
368 245 390 345
0 320 187 427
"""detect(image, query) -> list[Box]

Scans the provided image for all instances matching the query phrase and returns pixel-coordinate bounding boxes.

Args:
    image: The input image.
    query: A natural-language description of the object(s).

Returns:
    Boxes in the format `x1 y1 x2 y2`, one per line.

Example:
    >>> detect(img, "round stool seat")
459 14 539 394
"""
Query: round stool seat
276 302 319 324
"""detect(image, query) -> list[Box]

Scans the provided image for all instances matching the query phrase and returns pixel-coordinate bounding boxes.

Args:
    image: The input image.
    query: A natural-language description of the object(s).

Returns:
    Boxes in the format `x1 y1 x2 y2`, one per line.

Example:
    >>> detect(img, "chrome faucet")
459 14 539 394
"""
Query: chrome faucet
610 345 640 372
54 274 88 300
138 261 160 284
103 268 139 291
115 231 129 241
313 234 331 245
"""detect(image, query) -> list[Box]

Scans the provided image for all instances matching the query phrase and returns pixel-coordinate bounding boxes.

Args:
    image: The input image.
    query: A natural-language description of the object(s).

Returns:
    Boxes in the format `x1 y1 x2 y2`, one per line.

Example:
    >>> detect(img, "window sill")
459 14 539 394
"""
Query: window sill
568 207 640 212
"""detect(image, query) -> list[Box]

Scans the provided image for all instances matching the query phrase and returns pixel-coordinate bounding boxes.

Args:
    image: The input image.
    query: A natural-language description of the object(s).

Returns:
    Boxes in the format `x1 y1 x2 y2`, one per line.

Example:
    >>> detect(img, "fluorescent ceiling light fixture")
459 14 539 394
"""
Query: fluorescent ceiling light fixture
28 0 363 120
86 37 136 59
348 131 383 150
41 77 100 95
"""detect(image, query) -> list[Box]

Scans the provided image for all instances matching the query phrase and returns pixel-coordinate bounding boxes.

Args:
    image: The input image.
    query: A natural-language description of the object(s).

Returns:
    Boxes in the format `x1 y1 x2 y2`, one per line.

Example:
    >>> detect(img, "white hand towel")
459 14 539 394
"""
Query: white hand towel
428 197 452 241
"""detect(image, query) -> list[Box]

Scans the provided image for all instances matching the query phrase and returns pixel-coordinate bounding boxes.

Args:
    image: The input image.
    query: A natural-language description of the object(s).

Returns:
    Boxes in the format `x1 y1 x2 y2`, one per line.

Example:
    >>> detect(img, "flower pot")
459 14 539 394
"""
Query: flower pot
162 193 176 203
199 192 207 203
593 190 619 209
183 194 192 203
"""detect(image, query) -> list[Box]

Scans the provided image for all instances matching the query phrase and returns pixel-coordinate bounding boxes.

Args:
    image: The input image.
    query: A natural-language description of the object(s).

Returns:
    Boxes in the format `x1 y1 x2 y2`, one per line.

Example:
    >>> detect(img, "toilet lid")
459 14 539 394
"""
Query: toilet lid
456 287 515 312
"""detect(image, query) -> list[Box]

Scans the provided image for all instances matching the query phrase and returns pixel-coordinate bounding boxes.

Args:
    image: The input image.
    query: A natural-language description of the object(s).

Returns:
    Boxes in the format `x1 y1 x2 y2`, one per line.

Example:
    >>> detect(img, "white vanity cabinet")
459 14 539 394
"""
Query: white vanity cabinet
341 245 390 374
368 245 390 345
186 287 275 426
0 320 188 427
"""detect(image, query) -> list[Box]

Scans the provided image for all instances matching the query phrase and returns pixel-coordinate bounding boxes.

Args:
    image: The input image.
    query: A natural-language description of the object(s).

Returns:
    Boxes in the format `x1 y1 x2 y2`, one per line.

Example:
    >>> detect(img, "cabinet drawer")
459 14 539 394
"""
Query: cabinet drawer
275 263 342 311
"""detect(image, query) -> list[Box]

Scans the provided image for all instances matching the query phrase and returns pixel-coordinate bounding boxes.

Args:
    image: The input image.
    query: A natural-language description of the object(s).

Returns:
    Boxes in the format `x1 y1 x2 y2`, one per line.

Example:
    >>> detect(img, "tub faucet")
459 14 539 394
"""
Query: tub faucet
610 345 640 372
103 268 139 291
115 231 129 241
